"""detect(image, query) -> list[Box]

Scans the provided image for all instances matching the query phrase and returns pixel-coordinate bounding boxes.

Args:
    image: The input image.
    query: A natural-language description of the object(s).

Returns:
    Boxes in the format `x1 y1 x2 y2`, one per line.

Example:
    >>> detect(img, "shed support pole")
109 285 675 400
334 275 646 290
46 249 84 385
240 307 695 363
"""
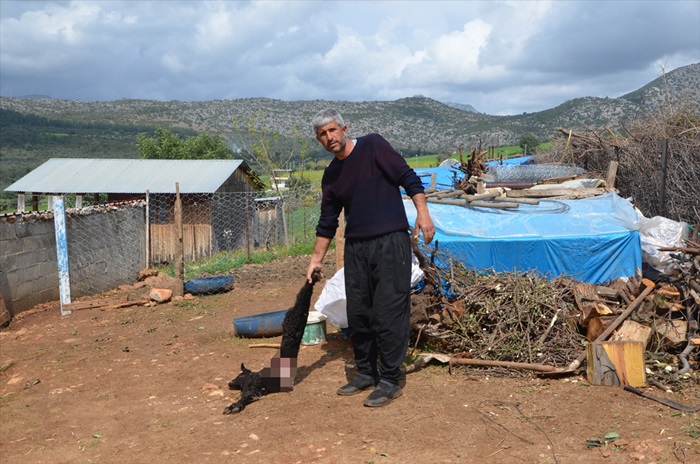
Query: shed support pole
53 196 72 316
174 183 184 290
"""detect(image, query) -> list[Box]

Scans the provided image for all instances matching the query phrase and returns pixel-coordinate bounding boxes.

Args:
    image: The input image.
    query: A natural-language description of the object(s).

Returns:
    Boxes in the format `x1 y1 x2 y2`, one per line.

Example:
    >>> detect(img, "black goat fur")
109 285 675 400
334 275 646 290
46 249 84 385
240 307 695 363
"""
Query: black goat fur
223 271 321 414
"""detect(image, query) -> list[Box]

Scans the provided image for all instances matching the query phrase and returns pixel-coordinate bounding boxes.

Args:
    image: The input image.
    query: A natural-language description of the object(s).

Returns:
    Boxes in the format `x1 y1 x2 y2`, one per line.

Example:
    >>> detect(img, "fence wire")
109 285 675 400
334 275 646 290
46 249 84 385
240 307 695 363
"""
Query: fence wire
484 164 588 183
56 185 322 300
63 202 148 298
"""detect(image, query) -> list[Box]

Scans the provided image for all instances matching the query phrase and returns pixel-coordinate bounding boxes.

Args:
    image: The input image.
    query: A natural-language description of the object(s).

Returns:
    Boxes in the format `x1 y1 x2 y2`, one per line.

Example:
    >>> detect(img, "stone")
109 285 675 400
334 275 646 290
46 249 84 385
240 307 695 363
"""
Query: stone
149 288 173 303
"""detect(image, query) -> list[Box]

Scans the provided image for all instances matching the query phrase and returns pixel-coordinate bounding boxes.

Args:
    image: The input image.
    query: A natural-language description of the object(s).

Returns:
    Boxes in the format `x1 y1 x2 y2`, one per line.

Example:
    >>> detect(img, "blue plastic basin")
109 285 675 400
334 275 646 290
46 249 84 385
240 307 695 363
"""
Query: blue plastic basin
184 275 234 296
233 309 288 338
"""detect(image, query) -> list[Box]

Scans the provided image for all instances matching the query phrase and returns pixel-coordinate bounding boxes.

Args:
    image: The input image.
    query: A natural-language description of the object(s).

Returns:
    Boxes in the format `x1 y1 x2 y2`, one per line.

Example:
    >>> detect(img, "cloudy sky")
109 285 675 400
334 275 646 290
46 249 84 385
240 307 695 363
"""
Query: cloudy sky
1 0 698 115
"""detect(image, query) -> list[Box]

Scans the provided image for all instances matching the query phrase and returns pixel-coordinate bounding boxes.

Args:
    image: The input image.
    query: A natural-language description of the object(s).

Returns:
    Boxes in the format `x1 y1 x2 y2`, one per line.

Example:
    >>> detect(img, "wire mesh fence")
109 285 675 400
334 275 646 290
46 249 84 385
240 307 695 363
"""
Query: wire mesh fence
483 164 588 183
63 201 148 299
55 185 323 300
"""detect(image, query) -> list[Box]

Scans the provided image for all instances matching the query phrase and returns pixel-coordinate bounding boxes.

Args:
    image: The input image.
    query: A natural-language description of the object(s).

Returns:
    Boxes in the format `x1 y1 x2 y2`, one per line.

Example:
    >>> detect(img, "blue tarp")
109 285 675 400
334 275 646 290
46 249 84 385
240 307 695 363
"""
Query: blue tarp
486 155 534 167
414 156 534 191
404 190 642 284
414 166 462 191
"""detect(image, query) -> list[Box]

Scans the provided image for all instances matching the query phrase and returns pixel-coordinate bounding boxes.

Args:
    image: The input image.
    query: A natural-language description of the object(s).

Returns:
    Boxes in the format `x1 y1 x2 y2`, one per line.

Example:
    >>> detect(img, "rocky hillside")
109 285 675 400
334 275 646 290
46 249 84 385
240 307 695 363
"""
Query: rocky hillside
0 64 698 153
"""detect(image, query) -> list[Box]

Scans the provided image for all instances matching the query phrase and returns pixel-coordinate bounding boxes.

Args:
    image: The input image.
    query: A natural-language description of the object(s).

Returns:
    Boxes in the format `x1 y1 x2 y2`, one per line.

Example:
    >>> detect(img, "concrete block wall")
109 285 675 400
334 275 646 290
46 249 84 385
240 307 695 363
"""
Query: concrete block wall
66 207 147 298
0 203 147 320
0 213 59 318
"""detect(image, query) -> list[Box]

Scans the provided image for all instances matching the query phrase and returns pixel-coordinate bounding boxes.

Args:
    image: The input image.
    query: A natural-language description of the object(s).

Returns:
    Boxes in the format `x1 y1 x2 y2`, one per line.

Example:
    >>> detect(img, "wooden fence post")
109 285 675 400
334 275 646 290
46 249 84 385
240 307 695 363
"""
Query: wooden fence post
659 139 669 216
174 183 184 292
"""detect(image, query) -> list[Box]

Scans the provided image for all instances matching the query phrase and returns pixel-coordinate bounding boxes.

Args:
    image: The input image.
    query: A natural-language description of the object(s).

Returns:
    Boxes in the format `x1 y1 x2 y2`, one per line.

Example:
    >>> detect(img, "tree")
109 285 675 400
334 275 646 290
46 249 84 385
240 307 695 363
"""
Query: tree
519 134 540 155
231 114 310 193
137 128 233 160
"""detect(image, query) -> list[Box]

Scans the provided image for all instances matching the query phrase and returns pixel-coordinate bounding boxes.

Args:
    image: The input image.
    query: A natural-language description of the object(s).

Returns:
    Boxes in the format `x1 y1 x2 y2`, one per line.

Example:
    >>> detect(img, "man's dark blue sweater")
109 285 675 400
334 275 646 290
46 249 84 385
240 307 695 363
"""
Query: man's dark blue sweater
316 133 425 240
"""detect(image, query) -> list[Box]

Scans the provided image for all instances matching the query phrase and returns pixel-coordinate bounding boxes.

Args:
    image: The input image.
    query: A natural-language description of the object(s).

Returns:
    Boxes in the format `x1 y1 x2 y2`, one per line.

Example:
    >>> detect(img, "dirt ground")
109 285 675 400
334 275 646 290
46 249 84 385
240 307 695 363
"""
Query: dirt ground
1 255 698 464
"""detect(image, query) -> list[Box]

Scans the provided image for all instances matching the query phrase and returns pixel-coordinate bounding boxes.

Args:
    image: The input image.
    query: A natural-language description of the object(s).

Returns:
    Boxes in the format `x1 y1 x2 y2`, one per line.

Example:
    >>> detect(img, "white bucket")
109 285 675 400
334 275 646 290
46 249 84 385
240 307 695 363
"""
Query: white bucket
302 311 327 345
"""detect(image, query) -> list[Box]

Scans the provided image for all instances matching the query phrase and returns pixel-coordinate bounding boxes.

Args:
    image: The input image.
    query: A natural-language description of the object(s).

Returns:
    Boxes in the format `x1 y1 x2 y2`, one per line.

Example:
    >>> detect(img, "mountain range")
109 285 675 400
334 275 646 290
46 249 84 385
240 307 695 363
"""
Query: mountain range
1 63 698 156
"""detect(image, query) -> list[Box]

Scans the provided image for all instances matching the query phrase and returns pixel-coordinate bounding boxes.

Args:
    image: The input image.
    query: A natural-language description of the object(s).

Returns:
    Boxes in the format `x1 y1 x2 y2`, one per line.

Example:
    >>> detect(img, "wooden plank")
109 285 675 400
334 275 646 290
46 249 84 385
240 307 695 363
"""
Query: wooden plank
656 284 680 299
101 298 150 311
63 296 129 311
493 196 540 205
595 285 619 299
469 200 519 209
435 190 465 198
652 319 688 348
540 174 579 184
587 341 645 387
640 278 656 293
611 320 653 349
426 197 468 207
561 283 654 372
505 188 606 199
606 160 619 189
463 191 499 202
449 356 556 373
574 283 598 310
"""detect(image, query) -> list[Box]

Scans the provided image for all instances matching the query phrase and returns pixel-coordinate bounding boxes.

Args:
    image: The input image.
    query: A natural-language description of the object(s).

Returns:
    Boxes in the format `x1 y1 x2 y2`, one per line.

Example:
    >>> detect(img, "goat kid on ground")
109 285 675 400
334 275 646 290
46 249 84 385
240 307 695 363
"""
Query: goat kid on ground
223 271 321 414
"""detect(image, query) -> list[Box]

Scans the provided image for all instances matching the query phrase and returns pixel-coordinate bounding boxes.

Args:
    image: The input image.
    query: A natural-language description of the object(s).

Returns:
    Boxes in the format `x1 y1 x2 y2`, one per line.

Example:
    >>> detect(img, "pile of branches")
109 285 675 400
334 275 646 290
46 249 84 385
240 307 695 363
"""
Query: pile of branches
538 102 700 225
409 239 699 383
410 252 584 369
454 140 487 193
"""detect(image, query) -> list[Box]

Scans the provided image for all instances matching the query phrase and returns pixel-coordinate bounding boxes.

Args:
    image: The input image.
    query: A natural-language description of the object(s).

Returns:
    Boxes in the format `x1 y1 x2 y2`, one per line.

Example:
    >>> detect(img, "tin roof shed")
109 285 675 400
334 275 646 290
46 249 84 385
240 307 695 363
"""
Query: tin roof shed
5 158 265 194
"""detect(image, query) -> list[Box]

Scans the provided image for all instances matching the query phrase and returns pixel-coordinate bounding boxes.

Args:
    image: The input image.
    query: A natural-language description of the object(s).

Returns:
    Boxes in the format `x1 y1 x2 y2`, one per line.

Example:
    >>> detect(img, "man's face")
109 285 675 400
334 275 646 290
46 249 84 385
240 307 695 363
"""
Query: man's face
315 120 348 156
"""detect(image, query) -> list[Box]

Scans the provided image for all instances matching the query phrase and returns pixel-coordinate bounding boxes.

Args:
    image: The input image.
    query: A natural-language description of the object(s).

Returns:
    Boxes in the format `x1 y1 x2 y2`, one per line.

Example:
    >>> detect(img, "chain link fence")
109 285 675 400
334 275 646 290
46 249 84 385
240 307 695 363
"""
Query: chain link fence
153 186 323 278
64 202 149 299
51 185 323 301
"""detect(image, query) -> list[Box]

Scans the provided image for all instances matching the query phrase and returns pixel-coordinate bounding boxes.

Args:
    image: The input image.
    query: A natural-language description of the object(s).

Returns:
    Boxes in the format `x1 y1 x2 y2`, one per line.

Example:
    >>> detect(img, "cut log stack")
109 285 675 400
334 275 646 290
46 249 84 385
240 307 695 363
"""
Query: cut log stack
570 240 699 387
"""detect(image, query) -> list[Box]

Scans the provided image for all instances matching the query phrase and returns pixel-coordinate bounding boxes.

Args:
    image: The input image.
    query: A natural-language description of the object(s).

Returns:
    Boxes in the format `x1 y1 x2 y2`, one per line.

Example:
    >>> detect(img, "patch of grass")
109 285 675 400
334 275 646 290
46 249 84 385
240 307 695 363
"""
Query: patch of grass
682 419 700 438
158 242 317 280
0 361 15 373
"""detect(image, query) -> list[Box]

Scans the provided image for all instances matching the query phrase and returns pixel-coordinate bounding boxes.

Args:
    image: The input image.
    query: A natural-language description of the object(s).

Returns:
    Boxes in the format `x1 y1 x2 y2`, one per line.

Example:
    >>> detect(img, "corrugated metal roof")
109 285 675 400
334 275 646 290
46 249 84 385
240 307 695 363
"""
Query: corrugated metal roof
5 158 258 194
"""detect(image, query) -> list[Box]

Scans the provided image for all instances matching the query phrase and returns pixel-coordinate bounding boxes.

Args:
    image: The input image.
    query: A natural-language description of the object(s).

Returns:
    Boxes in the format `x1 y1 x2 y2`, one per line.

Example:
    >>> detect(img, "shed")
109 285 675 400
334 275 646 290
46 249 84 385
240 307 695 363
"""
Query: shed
5 158 269 263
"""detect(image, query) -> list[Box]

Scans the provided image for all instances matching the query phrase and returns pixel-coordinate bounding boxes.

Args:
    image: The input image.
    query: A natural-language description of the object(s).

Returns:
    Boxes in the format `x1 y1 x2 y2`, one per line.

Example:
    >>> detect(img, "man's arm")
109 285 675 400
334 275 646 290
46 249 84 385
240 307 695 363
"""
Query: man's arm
306 235 333 283
410 193 435 245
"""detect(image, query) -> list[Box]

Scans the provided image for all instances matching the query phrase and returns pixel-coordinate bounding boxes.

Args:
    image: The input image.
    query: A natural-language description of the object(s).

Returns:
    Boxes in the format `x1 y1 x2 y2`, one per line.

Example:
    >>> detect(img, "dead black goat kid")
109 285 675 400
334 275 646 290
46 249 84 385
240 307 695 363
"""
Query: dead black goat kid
223 271 321 414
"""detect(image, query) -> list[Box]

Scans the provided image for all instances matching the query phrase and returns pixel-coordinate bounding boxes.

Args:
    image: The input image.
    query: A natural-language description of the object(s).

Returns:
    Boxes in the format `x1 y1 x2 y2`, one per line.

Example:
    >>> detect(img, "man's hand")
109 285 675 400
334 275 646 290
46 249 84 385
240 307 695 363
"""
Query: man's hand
306 262 323 284
307 236 332 283
410 193 435 244
413 213 435 244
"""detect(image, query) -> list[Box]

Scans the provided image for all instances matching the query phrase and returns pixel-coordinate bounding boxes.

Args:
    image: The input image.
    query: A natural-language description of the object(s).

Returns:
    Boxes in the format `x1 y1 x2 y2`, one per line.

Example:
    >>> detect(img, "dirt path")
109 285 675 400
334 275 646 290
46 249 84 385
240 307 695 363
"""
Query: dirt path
1 256 698 464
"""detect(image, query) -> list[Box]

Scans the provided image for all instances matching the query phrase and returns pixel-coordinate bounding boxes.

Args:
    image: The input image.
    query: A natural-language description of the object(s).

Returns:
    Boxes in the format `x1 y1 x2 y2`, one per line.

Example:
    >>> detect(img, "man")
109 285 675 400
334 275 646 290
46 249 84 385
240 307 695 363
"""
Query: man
306 108 435 407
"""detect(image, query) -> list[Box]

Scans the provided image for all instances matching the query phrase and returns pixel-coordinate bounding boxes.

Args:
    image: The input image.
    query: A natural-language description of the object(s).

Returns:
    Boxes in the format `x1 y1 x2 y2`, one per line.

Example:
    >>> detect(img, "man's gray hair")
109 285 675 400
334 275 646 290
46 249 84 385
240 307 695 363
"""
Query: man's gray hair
311 108 345 132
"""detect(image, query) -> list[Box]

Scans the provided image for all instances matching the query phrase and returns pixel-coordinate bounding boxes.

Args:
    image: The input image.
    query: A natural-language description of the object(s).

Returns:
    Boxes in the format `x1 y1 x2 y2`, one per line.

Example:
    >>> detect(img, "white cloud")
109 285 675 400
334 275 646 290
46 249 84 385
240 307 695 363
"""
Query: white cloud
0 0 698 114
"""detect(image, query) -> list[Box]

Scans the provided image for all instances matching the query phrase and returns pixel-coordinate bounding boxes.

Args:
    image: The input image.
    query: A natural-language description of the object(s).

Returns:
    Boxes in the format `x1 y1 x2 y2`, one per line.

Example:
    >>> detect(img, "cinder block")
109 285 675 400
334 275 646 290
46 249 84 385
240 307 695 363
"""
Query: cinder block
0 222 18 241
1 254 18 273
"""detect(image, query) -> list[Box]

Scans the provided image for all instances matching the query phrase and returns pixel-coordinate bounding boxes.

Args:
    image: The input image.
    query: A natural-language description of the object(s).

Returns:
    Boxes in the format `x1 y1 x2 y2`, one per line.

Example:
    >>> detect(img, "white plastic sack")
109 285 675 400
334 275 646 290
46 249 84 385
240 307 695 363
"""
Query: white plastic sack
314 253 425 328
314 267 347 328
636 208 689 272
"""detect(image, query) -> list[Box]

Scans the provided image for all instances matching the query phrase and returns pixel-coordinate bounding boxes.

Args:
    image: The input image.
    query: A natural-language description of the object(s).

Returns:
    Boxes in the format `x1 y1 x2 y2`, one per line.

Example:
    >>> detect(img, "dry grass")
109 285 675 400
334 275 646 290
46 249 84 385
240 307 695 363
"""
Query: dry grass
539 94 699 225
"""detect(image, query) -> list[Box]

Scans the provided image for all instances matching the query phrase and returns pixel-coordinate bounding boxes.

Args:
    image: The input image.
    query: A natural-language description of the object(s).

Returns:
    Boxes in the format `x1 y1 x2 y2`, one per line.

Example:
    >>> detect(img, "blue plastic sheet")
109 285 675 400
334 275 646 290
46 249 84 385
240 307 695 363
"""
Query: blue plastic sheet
404 191 642 284
414 156 534 191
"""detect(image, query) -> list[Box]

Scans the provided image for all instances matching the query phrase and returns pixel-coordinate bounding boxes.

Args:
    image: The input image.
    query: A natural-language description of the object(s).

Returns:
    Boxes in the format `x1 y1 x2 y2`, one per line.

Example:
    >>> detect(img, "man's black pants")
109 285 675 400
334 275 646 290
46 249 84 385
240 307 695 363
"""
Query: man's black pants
344 230 411 385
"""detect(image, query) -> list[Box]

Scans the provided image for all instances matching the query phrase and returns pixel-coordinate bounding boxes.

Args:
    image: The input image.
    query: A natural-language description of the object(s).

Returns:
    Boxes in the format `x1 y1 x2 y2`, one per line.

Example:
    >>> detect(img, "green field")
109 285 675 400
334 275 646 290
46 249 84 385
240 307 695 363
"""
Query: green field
2 142 549 214
283 143 549 187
